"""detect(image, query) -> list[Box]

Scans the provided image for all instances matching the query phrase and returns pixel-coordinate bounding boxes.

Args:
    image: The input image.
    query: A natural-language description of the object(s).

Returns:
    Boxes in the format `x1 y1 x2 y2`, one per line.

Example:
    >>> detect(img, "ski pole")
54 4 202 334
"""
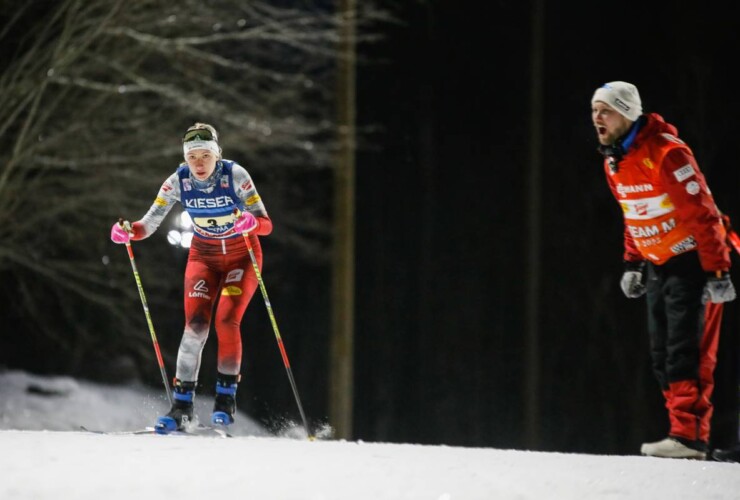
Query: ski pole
119 220 173 407
721 213 740 255
728 229 740 256
235 211 313 440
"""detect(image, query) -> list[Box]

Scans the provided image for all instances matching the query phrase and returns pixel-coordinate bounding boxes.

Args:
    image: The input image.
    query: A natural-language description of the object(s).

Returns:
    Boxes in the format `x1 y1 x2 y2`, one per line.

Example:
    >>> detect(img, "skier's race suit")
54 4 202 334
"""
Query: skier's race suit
129 159 272 380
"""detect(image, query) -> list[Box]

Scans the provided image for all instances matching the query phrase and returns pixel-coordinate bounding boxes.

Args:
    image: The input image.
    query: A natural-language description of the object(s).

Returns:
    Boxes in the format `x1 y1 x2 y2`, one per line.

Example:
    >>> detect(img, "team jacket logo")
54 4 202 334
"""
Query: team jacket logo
620 193 673 220
627 218 676 239
616 183 654 198
671 236 697 255
188 280 211 299
673 164 696 182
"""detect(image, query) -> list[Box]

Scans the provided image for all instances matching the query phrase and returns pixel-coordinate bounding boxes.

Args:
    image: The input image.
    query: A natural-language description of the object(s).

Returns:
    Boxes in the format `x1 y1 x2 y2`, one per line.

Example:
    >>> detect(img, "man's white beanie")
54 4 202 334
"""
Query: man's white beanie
591 81 642 121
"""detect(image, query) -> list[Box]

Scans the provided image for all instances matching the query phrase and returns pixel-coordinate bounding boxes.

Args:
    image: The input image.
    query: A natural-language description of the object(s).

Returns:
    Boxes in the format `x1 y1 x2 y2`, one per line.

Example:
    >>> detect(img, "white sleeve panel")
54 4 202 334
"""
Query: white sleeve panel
232 164 268 217
136 172 181 238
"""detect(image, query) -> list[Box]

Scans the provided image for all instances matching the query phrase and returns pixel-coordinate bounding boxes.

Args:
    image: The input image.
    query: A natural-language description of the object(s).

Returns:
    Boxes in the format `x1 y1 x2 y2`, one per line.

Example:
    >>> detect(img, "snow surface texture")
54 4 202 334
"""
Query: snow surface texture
0 369 269 436
1 368 739 500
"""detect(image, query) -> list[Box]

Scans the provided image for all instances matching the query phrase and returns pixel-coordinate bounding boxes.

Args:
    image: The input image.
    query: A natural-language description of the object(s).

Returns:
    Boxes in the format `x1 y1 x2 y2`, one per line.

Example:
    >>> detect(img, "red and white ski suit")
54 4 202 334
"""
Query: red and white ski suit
129 160 272 381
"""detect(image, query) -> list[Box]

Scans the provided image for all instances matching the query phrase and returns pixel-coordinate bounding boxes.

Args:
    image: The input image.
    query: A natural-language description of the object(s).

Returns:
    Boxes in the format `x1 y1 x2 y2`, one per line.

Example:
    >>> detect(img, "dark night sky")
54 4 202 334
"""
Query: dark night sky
348 1 740 451
2 0 738 455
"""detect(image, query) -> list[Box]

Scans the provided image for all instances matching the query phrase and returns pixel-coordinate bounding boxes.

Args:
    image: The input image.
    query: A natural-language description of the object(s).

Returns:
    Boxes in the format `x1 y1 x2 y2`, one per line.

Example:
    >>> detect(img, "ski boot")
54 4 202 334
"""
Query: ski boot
211 373 239 426
155 379 195 434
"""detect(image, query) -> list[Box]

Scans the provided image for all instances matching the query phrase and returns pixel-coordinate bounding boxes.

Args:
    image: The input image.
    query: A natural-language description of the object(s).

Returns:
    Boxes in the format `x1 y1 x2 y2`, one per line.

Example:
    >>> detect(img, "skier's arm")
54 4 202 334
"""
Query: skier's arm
130 173 181 240
233 164 273 236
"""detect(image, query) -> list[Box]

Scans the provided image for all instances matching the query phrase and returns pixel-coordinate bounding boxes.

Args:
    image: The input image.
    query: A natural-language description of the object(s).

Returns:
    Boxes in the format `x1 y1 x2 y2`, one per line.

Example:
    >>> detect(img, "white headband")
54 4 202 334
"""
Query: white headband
183 139 220 157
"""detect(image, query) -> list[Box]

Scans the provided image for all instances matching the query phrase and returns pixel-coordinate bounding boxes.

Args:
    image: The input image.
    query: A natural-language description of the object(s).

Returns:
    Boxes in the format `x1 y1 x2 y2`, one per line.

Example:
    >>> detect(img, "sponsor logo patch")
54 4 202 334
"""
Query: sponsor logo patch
225 269 244 283
673 164 695 182
184 196 234 209
685 181 700 195
671 236 697 254
155 196 167 207
616 183 654 198
613 97 631 113
221 286 243 296
188 280 211 299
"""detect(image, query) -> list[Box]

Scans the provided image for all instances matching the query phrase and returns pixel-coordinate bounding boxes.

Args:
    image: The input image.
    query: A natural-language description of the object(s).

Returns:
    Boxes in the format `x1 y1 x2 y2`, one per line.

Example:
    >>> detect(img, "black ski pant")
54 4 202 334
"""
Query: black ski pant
646 250 723 444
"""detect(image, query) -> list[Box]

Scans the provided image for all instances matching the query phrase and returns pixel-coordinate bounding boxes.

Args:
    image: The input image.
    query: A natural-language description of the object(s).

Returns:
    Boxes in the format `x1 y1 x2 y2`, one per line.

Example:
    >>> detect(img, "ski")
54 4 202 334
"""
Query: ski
80 426 156 435
80 425 232 438
163 423 232 438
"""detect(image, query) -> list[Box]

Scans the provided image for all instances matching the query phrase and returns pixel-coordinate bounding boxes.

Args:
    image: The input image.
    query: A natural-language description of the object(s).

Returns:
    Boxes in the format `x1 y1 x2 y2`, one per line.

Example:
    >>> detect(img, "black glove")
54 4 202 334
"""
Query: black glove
704 271 736 303
620 260 646 298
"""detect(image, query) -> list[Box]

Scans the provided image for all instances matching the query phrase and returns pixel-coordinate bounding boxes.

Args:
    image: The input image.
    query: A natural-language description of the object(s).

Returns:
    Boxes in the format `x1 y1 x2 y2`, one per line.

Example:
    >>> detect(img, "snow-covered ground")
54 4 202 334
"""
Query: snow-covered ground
0 368 738 500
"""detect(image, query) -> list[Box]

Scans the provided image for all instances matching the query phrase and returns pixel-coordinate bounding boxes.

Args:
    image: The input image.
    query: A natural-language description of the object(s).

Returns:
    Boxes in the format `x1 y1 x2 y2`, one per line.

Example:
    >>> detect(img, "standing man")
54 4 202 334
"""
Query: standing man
591 81 736 459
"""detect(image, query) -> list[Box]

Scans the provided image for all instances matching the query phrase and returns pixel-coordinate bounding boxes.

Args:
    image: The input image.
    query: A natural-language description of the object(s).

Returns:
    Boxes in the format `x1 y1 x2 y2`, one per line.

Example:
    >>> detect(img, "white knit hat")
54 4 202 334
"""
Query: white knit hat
591 81 643 121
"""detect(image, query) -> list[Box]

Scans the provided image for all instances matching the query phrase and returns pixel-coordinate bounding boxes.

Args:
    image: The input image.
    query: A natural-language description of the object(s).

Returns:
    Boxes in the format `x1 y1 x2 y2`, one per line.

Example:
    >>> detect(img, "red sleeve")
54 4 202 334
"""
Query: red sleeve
621 225 643 263
130 221 147 241
254 215 273 236
604 165 643 262
661 148 730 272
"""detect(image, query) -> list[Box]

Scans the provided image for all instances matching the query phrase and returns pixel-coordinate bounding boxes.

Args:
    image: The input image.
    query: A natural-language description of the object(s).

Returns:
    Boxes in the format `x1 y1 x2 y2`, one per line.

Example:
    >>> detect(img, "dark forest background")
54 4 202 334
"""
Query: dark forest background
1 0 738 455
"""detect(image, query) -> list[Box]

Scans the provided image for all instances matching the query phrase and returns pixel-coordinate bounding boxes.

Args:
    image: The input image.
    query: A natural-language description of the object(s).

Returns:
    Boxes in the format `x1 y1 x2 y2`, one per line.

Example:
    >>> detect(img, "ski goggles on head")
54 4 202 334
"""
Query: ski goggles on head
182 128 215 143
182 129 220 156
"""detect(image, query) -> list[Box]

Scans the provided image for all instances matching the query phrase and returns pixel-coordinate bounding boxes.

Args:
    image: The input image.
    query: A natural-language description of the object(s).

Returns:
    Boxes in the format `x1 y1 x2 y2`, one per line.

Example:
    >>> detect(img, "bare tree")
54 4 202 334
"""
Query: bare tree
0 0 388 380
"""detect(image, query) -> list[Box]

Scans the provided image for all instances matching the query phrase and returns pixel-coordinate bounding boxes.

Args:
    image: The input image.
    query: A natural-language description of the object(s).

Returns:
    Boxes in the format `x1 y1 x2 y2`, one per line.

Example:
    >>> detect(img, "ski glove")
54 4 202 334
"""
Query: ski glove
704 271 737 303
233 210 258 234
110 220 132 244
620 260 646 299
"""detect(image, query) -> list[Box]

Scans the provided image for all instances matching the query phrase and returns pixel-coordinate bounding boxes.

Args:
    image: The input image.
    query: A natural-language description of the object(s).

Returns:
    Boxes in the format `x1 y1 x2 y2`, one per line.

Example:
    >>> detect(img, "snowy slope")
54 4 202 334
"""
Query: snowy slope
0 368 738 500
0 369 268 436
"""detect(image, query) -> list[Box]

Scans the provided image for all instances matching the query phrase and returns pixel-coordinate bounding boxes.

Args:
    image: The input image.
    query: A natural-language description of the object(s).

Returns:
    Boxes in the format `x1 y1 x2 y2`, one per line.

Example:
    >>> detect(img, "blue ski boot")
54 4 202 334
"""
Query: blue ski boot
211 373 239 426
155 379 195 434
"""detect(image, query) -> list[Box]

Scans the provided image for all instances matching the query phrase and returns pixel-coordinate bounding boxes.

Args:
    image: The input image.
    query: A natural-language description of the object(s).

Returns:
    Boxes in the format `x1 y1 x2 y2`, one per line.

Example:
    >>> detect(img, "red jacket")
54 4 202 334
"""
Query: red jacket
604 113 730 272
